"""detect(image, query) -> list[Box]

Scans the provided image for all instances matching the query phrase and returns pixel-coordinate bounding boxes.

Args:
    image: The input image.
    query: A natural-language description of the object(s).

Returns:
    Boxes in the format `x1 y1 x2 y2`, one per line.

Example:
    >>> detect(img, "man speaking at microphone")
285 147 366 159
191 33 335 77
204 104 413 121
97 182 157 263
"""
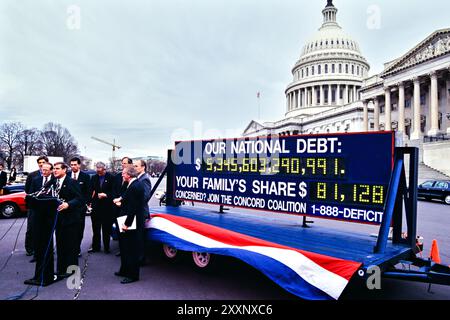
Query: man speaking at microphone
52 162 83 278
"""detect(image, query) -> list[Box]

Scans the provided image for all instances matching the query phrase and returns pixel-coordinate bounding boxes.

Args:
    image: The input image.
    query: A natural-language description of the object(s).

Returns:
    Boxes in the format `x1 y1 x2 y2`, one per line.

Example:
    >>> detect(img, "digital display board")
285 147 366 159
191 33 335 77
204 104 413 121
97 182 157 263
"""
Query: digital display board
173 132 394 225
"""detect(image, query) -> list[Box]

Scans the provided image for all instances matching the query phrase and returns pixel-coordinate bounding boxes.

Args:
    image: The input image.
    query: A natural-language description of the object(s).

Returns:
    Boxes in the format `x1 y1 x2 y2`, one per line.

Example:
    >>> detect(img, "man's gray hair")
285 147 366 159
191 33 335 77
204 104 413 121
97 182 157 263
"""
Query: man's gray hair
124 166 138 178
96 162 106 169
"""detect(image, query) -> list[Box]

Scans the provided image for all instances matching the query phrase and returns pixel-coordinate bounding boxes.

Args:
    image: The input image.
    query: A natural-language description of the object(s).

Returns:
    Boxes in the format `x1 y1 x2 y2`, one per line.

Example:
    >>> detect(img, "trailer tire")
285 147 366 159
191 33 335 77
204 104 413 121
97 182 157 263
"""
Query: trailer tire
162 244 179 260
192 251 212 269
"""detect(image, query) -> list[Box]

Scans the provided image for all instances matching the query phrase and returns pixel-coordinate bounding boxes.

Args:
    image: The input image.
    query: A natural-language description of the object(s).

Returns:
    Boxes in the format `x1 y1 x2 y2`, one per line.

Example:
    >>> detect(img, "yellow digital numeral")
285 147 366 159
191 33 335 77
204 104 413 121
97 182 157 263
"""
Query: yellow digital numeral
281 158 290 174
250 158 258 172
216 158 223 172
318 158 326 175
272 158 280 174
259 158 267 173
291 158 300 174
359 185 370 203
317 182 327 199
373 186 384 204
206 158 213 171
241 158 249 172
306 158 316 175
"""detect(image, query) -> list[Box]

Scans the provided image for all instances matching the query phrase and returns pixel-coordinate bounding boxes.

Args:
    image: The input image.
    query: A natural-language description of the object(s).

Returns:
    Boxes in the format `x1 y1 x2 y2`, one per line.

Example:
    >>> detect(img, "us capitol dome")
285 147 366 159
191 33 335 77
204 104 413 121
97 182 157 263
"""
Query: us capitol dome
285 0 370 118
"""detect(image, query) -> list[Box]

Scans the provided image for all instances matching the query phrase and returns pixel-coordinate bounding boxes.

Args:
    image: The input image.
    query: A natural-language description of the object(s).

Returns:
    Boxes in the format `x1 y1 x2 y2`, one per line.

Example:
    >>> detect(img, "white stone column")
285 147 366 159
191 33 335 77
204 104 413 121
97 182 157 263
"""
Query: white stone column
286 94 289 111
411 77 421 140
374 97 380 131
303 88 308 107
320 85 324 105
398 82 405 133
336 84 341 105
304 88 307 107
344 85 349 104
353 86 357 103
294 90 300 109
312 86 316 106
328 85 332 105
428 71 440 136
385 87 391 131
447 77 450 135
363 100 368 132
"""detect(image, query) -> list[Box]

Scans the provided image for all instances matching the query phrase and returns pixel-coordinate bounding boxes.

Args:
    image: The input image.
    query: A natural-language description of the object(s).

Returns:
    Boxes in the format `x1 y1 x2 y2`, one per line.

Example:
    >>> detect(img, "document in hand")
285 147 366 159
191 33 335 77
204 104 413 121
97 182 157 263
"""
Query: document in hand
117 215 136 232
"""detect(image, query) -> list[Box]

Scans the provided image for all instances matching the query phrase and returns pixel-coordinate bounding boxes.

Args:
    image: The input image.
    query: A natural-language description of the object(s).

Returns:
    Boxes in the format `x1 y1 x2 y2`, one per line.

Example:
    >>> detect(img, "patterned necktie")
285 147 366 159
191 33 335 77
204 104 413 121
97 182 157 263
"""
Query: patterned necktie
55 179 61 195
43 176 48 187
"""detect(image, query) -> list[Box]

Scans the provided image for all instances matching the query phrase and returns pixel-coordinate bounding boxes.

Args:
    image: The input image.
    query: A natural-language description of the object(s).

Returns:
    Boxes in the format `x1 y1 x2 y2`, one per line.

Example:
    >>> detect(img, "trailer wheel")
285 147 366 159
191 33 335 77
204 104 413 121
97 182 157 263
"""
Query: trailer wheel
162 244 178 259
192 251 212 268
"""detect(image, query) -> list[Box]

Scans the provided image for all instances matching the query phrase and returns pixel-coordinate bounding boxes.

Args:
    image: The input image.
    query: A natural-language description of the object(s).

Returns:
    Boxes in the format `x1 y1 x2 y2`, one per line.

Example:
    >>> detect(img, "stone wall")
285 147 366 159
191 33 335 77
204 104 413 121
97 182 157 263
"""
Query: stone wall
423 140 450 177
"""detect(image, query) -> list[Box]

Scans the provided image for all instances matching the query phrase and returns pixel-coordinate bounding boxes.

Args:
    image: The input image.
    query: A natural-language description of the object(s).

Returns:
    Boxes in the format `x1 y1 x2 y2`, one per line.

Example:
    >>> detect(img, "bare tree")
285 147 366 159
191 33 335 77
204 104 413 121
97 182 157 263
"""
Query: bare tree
0 122 24 169
40 122 79 162
147 159 167 176
16 128 44 169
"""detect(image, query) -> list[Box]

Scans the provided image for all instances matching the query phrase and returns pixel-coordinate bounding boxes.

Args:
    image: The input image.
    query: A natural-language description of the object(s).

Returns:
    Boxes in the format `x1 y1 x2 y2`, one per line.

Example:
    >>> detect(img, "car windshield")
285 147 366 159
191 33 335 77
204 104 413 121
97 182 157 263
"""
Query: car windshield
421 181 435 188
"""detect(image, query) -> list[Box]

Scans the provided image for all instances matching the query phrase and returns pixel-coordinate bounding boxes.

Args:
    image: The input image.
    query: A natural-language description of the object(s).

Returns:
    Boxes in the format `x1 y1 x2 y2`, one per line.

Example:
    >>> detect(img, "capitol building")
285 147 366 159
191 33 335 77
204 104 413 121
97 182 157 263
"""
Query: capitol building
243 1 450 174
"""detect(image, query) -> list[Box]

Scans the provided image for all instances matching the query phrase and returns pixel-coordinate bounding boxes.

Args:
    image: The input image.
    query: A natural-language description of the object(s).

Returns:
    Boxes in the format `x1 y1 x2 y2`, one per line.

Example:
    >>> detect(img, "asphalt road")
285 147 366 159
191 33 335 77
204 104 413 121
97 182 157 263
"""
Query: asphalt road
0 178 449 301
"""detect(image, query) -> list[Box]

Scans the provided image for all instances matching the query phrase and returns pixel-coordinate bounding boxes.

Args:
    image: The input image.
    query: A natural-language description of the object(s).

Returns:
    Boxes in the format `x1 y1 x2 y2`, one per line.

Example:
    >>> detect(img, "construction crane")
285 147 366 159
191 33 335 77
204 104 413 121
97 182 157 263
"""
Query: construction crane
91 136 121 171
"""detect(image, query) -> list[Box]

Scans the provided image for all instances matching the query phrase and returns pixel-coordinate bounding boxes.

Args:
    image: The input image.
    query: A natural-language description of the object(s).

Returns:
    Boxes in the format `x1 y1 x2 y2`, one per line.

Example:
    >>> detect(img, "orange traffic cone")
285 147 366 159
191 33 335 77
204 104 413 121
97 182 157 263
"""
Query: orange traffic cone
429 239 441 264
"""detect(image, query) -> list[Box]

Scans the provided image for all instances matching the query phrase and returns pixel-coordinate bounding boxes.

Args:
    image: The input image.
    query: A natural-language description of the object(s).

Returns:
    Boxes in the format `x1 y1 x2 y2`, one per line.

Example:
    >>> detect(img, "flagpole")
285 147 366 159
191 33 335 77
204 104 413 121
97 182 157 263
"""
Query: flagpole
257 92 261 119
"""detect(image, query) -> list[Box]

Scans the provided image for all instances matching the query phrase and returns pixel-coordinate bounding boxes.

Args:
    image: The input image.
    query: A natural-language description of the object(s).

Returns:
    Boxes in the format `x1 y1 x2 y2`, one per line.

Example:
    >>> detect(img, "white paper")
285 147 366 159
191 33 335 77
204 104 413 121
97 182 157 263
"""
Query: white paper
117 215 136 232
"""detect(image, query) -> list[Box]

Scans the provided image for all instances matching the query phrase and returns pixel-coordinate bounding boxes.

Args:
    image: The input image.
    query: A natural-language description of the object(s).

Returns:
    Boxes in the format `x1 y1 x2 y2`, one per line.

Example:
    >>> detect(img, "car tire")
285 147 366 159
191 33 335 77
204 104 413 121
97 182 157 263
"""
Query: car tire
0 203 19 219
445 195 450 205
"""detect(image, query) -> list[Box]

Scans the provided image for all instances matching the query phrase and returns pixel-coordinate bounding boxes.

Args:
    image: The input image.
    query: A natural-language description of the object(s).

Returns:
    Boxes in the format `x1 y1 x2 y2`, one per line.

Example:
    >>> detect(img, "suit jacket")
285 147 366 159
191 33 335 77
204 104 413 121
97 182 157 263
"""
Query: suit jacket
0 171 7 189
30 175 55 194
91 172 114 212
120 179 145 231
25 170 41 194
137 173 152 217
52 176 83 226
69 171 92 206
112 171 128 199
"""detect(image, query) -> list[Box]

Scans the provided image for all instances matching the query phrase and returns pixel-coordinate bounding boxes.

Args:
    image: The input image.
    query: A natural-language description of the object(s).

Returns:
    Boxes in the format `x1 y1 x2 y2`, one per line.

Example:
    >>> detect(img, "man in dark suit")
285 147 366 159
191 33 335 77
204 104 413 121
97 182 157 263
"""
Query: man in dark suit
134 160 152 265
24 156 49 257
52 162 83 278
134 160 152 219
24 162 56 284
114 166 145 284
0 163 7 191
69 157 92 257
112 157 133 257
90 162 114 253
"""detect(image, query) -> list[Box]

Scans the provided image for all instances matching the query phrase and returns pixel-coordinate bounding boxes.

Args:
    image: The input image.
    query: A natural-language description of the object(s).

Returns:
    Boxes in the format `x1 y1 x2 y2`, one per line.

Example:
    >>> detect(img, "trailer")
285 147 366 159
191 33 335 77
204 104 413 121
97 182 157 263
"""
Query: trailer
145 132 450 300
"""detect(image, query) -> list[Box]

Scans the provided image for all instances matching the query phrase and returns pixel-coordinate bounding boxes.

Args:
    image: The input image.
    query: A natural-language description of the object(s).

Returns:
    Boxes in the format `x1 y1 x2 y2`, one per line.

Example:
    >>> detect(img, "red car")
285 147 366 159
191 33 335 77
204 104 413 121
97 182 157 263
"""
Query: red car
0 191 27 218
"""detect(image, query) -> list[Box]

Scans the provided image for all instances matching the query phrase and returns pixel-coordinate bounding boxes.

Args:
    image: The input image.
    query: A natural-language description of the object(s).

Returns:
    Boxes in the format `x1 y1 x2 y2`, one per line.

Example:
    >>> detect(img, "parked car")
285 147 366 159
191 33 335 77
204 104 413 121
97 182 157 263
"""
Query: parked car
418 180 450 205
0 191 27 218
1 183 25 196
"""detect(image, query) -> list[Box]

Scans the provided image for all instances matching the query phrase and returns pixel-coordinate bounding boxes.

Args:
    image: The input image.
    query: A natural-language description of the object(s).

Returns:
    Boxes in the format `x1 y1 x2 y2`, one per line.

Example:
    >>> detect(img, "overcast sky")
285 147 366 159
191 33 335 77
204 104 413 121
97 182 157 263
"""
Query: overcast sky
1 0 449 163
